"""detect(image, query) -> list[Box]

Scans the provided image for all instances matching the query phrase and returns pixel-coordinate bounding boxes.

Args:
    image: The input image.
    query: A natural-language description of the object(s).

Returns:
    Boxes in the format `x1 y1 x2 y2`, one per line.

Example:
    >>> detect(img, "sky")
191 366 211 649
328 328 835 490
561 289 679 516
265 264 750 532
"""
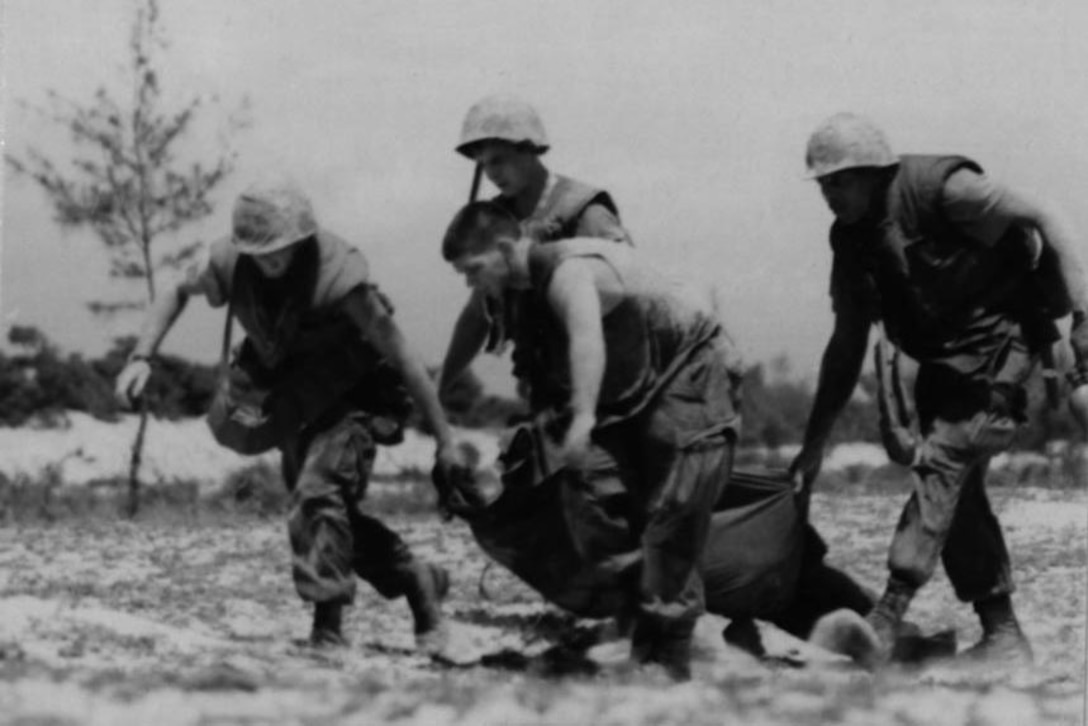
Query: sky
4 0 1088 394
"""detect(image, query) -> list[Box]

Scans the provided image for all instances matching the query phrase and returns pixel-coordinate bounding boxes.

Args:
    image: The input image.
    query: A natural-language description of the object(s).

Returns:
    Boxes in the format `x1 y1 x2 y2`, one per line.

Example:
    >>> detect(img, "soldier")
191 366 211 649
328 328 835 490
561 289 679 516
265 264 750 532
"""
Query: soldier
440 200 742 680
439 94 631 407
115 178 469 653
792 113 1088 667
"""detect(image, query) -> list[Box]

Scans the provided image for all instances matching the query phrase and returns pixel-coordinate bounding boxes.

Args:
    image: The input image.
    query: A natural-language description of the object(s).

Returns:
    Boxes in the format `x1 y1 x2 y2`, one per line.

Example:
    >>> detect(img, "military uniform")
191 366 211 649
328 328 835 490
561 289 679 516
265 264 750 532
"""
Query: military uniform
828 154 1052 602
481 173 631 402
520 237 743 672
189 230 428 608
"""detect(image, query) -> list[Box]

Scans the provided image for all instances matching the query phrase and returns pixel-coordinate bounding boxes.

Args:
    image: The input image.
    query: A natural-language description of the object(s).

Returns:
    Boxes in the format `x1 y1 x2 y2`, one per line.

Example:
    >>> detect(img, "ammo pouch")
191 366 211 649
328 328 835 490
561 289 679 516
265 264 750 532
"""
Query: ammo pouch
207 358 280 455
207 301 280 455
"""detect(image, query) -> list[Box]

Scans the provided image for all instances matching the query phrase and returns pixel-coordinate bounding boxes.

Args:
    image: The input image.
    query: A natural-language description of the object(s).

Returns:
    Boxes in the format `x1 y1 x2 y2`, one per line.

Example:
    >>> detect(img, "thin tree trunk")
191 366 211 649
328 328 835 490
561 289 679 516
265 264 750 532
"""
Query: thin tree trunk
127 397 149 517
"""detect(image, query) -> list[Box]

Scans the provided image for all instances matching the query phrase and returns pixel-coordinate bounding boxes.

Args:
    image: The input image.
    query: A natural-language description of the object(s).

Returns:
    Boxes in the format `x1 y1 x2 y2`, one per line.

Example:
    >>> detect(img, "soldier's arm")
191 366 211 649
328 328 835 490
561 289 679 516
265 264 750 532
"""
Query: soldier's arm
792 305 871 486
547 260 606 423
545 259 613 464
994 188 1088 330
128 279 195 360
343 288 457 451
575 202 633 245
115 262 213 407
436 290 490 403
944 169 1088 365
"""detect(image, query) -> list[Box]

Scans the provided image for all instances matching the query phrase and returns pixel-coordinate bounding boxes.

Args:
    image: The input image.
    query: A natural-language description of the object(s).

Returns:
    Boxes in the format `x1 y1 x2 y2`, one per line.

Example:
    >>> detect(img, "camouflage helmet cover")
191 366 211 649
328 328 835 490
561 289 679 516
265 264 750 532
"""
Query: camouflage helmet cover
456 93 550 158
231 177 318 255
805 113 898 179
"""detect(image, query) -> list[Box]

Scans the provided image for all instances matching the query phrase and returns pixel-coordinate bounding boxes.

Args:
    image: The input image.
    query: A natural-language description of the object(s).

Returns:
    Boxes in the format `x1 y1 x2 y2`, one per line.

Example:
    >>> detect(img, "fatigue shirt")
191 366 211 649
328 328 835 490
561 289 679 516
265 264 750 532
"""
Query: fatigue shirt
188 230 410 430
829 154 1050 379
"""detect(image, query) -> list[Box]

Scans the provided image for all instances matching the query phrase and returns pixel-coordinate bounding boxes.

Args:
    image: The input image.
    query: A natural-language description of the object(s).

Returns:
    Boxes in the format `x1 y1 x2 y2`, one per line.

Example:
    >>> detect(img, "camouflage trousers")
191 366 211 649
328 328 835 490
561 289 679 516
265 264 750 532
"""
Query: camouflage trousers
279 410 416 605
594 341 740 643
887 351 1033 602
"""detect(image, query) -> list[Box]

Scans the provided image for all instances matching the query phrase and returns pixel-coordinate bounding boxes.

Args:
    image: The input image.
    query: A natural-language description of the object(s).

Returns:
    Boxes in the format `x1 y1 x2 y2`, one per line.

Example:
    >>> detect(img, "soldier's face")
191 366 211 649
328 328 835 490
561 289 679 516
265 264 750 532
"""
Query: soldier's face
474 142 537 199
451 247 509 296
816 169 880 224
251 245 297 279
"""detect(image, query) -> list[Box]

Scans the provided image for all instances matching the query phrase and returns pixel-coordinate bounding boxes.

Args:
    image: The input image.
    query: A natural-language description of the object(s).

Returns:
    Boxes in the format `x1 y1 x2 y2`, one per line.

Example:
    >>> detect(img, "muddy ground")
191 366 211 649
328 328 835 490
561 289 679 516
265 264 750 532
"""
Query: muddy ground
0 484 1084 726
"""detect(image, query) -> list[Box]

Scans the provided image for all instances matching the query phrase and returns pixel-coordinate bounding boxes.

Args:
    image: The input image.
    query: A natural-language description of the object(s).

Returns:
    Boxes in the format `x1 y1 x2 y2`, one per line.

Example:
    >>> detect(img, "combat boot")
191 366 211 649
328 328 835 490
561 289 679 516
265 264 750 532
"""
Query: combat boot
960 595 1033 666
631 616 694 682
722 617 766 658
309 601 348 648
861 578 916 667
402 561 451 655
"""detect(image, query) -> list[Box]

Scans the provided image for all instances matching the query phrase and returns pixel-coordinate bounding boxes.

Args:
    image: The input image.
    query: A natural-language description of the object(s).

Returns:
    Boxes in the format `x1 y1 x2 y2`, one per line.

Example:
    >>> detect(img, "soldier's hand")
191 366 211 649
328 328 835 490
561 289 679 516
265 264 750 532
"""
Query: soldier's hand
789 445 823 497
115 359 152 409
558 412 595 470
435 439 468 474
1069 382 1088 442
1067 310 1088 441
1069 310 1088 367
432 441 484 520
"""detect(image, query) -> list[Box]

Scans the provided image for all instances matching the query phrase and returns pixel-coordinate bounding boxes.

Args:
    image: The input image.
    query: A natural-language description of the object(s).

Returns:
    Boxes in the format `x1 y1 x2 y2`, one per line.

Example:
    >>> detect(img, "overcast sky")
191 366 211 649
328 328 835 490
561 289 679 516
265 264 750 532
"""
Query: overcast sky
4 0 1088 393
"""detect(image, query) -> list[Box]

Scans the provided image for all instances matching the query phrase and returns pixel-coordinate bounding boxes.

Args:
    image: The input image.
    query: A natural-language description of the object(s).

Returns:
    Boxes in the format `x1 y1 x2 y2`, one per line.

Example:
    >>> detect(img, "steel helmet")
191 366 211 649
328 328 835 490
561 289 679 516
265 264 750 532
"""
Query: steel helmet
805 113 898 179
231 177 318 255
456 94 550 159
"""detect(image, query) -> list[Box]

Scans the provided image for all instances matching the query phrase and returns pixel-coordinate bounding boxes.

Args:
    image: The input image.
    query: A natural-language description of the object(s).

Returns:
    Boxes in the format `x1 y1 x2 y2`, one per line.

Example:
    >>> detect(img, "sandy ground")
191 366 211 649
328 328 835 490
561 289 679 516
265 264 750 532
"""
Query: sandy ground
0 483 1084 726
0 417 1085 725
4 411 1080 489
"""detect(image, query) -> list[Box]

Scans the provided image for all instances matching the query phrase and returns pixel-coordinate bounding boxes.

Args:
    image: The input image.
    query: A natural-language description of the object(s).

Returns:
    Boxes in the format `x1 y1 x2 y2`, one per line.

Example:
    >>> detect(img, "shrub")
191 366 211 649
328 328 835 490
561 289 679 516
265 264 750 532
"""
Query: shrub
206 461 288 518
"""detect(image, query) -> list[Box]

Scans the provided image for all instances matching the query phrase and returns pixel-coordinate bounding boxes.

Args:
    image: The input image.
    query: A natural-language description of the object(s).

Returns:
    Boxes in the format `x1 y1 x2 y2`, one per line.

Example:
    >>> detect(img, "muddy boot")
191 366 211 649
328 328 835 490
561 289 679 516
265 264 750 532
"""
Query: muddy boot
722 618 766 658
655 629 693 682
310 601 348 648
959 595 1033 666
403 561 451 655
861 578 915 667
631 616 693 682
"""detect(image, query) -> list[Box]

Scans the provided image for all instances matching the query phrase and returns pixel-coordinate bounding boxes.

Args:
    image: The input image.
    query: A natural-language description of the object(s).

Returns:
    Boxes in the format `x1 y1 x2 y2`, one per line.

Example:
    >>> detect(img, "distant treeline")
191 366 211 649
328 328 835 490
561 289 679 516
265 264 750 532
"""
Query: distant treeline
0 325 1080 449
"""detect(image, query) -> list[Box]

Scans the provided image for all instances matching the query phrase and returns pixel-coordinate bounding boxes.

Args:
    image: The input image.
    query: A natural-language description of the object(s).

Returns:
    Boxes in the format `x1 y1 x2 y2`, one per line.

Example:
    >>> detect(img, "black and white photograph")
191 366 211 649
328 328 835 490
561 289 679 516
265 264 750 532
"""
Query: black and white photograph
2 2 1086 724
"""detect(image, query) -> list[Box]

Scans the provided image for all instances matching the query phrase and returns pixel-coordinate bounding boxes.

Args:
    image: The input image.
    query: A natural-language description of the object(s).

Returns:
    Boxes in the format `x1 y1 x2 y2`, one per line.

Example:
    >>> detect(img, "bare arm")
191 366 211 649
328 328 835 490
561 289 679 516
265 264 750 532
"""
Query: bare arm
999 190 1088 370
546 259 608 464
944 170 1088 361
436 290 490 402
345 290 456 450
575 203 633 246
114 278 195 406
999 189 1088 315
791 307 871 487
129 280 193 359
547 260 607 422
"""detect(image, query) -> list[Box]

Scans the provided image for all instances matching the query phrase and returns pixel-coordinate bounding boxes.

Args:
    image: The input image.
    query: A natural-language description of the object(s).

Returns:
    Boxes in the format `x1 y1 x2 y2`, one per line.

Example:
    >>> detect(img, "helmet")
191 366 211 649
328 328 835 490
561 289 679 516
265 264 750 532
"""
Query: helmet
805 113 898 179
231 177 317 255
456 94 549 158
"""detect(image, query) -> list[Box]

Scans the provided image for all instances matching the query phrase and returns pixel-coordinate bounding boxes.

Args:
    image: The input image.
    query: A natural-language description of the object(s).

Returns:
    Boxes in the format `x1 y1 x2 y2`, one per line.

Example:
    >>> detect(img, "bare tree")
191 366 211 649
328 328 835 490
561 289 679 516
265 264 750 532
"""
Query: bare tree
7 0 247 515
